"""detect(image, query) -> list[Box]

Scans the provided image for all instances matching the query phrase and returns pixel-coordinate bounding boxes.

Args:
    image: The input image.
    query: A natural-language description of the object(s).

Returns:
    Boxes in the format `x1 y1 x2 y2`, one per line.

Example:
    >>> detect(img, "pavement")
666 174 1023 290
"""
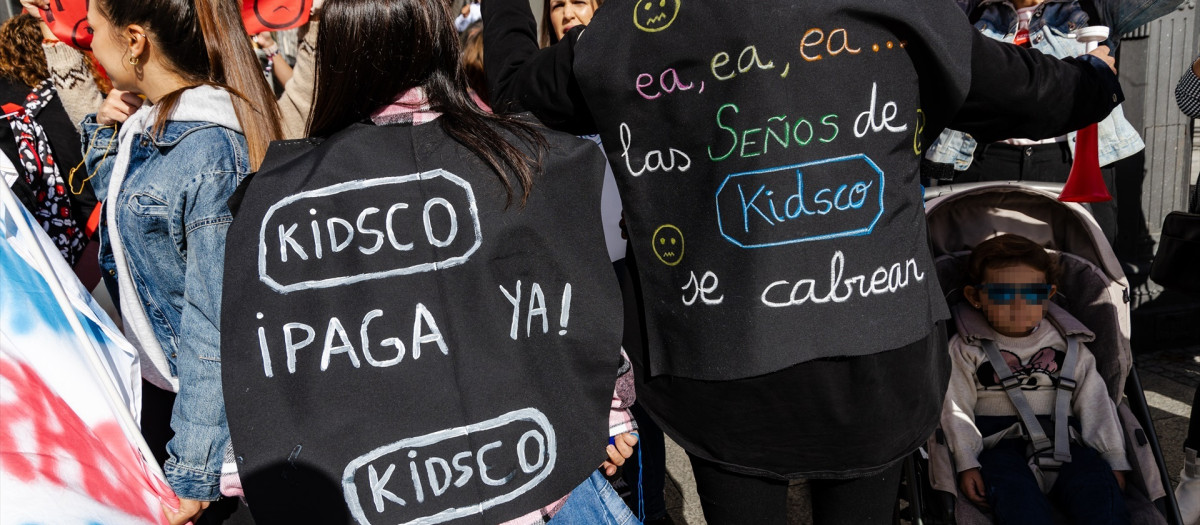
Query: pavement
650 345 1199 524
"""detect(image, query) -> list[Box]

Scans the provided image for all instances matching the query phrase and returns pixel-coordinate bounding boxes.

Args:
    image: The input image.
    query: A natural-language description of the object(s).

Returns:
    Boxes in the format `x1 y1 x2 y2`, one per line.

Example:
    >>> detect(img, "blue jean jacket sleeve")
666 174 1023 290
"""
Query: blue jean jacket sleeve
163 173 237 501
1108 0 1185 36
80 115 118 203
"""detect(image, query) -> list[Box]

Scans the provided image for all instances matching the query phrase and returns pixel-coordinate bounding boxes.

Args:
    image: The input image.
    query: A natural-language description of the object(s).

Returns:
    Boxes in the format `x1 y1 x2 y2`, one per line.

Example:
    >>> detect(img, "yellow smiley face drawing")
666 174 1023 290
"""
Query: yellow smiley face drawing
634 0 681 33
652 224 684 266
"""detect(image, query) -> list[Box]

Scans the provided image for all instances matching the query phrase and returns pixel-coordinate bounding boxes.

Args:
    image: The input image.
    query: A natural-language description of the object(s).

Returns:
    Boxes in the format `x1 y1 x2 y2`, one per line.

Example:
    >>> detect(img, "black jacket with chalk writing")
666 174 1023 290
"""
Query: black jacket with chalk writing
220 121 622 524
488 0 1122 381
483 0 1123 478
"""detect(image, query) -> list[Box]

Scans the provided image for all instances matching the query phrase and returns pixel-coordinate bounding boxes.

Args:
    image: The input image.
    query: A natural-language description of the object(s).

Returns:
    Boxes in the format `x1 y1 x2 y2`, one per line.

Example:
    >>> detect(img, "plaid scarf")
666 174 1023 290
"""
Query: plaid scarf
3 80 86 266
369 87 442 126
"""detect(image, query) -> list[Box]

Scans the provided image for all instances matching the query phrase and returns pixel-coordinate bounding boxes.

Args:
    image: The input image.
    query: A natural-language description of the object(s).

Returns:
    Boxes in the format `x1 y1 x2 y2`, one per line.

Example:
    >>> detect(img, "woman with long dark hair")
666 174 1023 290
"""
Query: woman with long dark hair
219 0 640 523
79 0 281 521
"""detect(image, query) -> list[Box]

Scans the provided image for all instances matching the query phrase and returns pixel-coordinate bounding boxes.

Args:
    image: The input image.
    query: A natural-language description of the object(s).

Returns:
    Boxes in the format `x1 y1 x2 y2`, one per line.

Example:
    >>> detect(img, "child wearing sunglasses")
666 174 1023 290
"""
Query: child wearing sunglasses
941 234 1131 525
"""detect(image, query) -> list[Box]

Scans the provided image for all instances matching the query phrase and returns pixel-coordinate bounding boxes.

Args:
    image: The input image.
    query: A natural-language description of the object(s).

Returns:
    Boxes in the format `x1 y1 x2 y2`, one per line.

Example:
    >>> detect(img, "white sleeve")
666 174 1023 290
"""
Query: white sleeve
1071 344 1131 471
941 335 985 472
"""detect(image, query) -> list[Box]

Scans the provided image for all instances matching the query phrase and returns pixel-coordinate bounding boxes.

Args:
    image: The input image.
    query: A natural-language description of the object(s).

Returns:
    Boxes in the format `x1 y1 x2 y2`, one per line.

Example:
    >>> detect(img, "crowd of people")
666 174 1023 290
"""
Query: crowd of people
1 0 1197 524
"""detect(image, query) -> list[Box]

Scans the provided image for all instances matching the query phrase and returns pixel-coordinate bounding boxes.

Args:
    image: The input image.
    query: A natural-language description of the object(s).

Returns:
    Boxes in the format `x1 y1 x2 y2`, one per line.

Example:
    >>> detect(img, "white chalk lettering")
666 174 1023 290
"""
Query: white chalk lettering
477 441 510 487
408 451 425 503
854 83 908 138
517 430 546 474
360 309 404 367
761 251 926 308
320 317 361 371
385 203 413 251
412 303 450 359
558 283 571 336
258 171 482 293
425 457 453 497
500 281 573 340
682 271 725 305
619 122 692 177
343 409 556 524
328 217 355 253
369 464 406 512
356 207 385 255
500 280 522 340
310 215 323 259
278 223 307 262
283 322 316 374
451 451 473 488
527 283 548 337
423 198 458 248
256 313 273 377
263 305 450 376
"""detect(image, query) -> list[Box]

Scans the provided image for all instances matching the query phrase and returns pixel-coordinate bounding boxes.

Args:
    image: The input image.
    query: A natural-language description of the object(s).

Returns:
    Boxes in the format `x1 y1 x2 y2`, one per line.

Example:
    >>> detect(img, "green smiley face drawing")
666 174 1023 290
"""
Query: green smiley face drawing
634 0 681 33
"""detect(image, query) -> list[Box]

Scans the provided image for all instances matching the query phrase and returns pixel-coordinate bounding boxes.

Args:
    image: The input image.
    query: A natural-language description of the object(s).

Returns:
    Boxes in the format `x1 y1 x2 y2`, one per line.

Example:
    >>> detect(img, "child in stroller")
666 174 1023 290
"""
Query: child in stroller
942 234 1130 525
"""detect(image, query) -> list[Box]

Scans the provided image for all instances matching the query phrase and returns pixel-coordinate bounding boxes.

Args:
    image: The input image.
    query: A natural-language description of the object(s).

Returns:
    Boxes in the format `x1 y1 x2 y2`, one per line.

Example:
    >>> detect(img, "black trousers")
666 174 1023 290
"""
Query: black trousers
955 142 1119 246
687 454 903 524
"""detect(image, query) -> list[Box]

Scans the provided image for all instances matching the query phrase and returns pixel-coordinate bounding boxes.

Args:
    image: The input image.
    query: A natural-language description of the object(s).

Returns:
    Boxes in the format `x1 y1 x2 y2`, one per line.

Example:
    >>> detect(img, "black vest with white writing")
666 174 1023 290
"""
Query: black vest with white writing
575 0 956 380
220 122 621 524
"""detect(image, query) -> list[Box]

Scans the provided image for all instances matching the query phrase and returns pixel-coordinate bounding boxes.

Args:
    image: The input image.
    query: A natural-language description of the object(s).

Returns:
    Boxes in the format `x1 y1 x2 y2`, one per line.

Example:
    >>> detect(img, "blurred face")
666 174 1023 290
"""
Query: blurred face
966 264 1056 337
549 0 595 40
86 1 137 91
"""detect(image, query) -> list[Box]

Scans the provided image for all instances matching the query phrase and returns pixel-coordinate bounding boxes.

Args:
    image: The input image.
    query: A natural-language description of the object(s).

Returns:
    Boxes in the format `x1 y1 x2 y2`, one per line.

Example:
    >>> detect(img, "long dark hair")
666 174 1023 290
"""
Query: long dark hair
96 0 282 170
308 0 546 206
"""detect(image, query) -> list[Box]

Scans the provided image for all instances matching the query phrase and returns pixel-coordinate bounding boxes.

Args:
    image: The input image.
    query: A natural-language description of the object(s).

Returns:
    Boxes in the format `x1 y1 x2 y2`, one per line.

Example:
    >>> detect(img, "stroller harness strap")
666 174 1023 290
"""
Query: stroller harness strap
980 335 1080 466
1053 335 1081 462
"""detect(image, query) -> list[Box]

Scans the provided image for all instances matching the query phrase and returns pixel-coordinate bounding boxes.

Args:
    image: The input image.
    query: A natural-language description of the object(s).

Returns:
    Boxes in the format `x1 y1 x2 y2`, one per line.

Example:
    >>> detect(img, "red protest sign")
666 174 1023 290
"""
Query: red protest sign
39 0 93 50
242 0 311 34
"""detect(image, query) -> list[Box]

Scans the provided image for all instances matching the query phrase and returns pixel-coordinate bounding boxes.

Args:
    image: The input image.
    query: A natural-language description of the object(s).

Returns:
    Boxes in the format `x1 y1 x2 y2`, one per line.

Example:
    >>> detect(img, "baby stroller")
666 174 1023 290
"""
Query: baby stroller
897 181 1185 525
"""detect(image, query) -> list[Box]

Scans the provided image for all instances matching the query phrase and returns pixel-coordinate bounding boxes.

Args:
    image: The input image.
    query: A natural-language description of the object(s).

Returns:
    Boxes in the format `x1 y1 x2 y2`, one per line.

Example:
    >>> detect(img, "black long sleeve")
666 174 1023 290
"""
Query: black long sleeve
949 31 1123 143
483 0 1122 146
482 0 597 135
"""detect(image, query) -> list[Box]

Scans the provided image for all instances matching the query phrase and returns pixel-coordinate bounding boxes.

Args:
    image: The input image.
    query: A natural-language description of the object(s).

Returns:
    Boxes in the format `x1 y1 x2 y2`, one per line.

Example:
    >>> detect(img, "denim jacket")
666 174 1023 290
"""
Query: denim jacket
927 0 1167 169
81 113 248 501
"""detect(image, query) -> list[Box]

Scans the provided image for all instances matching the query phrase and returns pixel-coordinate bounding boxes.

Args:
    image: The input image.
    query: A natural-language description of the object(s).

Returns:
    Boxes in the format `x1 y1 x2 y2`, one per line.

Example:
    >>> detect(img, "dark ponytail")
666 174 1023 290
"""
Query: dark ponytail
97 0 282 170
308 0 547 207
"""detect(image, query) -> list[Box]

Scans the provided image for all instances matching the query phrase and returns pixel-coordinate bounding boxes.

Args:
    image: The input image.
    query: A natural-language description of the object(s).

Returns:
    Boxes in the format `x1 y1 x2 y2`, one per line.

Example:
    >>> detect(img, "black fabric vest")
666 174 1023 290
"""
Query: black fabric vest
220 122 621 524
574 0 964 380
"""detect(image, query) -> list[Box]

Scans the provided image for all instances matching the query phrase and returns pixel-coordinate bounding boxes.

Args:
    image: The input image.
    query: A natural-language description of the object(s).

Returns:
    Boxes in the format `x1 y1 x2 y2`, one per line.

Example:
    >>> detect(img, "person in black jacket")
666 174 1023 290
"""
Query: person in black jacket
484 1 1125 523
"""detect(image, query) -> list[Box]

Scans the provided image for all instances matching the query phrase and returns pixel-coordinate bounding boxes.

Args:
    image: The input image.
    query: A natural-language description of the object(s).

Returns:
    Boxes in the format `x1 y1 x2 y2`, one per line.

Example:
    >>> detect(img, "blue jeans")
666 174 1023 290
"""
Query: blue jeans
978 439 1130 525
551 470 641 524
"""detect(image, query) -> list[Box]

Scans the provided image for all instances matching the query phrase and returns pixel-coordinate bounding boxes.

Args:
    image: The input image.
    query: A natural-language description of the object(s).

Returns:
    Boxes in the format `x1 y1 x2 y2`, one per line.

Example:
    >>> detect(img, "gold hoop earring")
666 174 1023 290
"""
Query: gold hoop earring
129 55 139 66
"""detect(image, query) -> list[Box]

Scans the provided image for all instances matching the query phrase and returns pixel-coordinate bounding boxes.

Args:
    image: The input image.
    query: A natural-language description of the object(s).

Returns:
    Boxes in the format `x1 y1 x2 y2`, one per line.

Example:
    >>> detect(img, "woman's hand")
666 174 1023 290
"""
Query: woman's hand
97 89 144 126
19 0 49 14
252 32 277 52
162 498 210 525
599 432 638 476
19 0 58 41
958 468 990 510
1088 45 1117 74
1113 470 1126 492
